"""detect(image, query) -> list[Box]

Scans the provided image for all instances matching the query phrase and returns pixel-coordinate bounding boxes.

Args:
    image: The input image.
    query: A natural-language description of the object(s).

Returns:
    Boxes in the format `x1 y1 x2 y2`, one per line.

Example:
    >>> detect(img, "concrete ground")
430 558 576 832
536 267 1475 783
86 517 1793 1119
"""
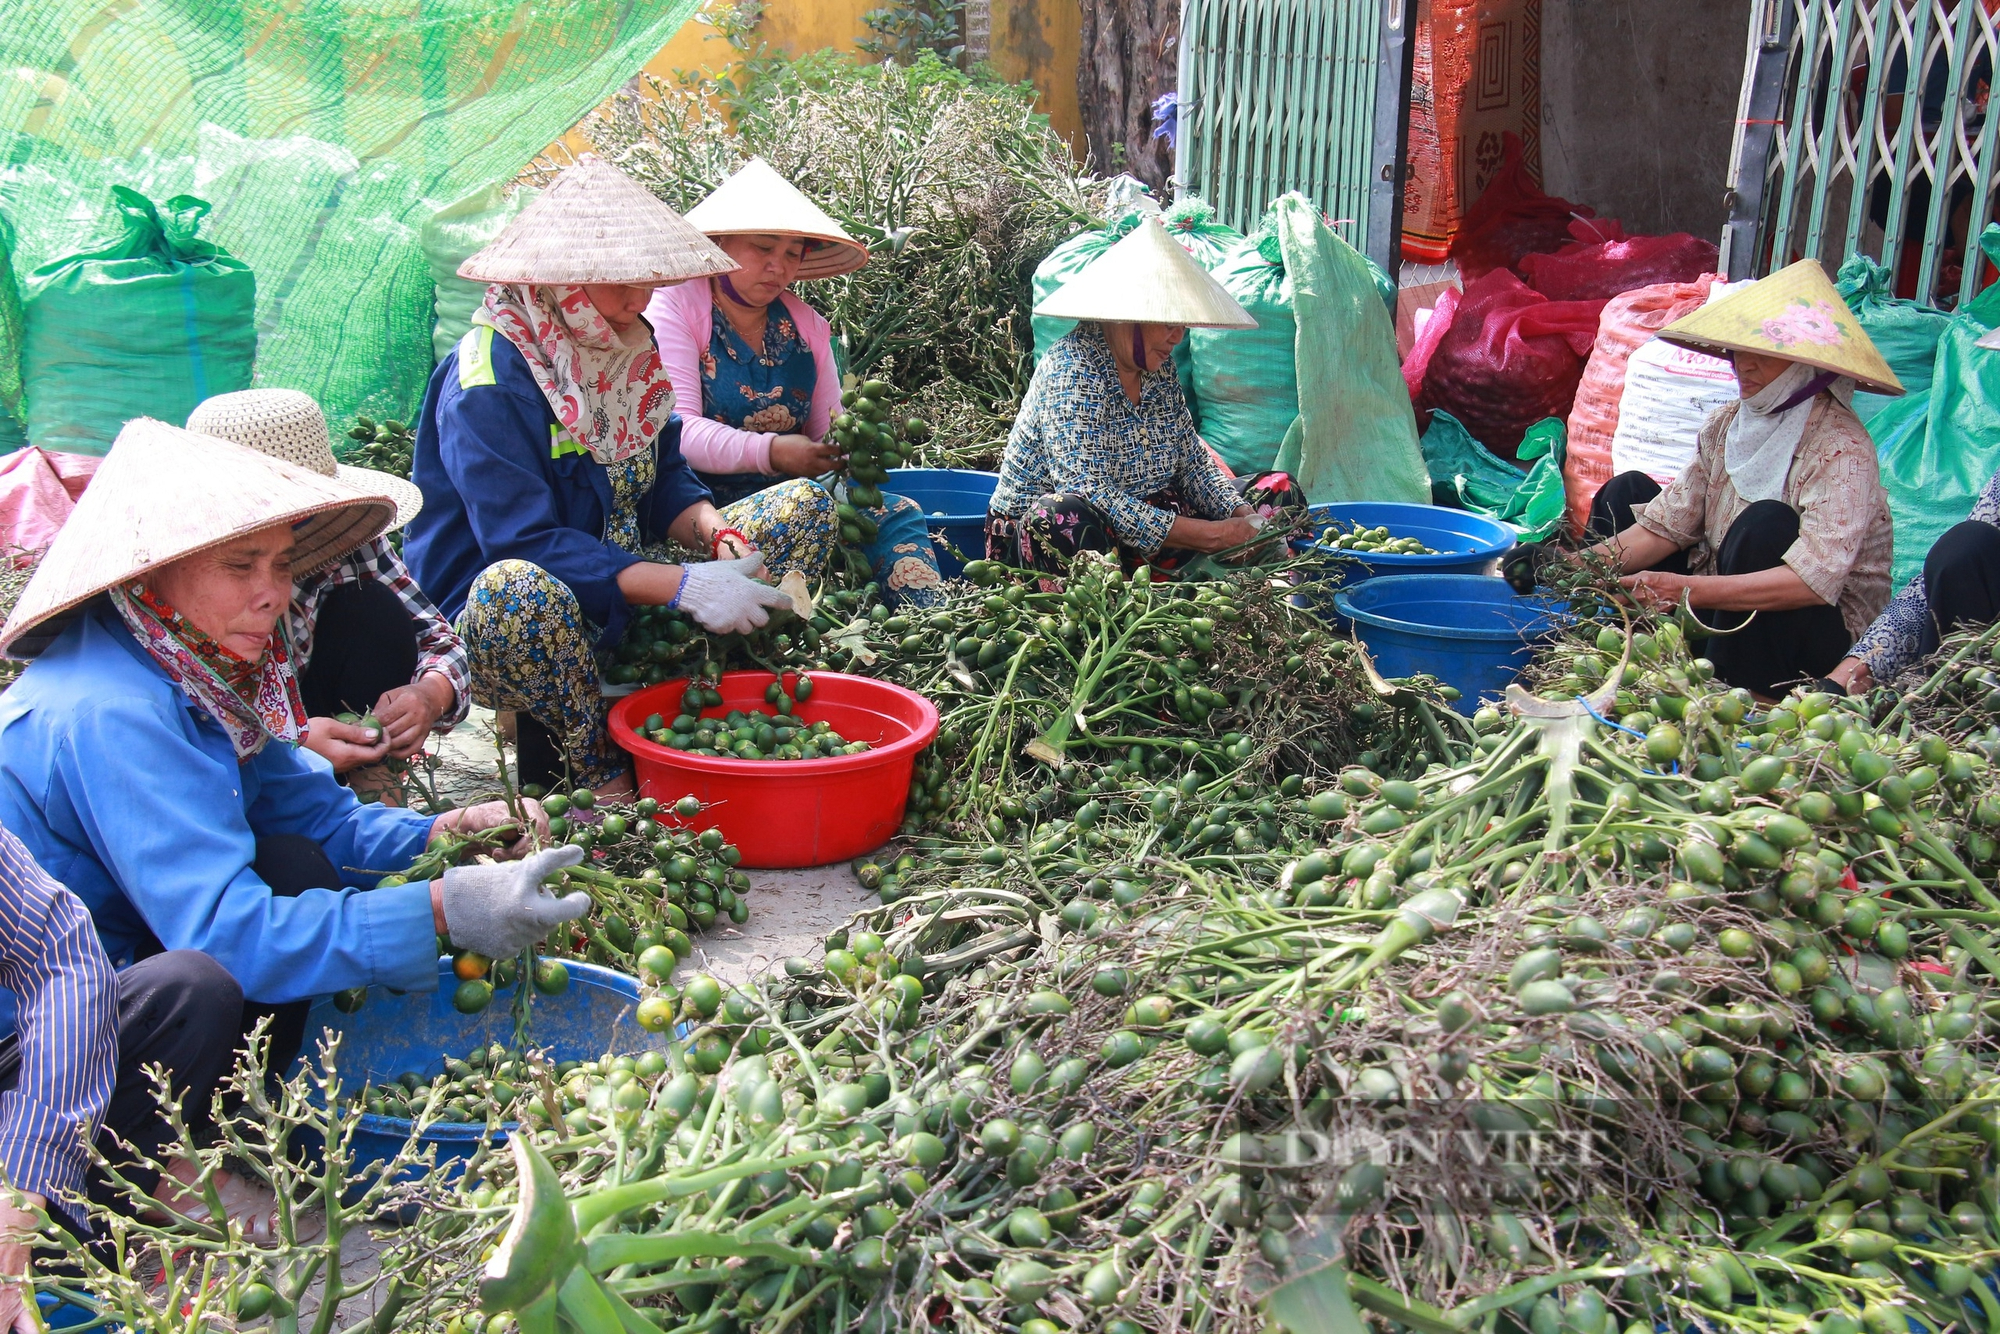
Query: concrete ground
428 705 875 984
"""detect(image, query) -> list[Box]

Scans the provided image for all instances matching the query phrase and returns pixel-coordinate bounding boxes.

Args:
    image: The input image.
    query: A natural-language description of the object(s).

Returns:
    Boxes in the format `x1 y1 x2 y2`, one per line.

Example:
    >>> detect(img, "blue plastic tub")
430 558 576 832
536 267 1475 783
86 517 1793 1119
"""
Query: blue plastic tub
1293 501 1516 581
296 959 667 1180
886 468 1000 578
1291 502 1518 628
1333 574 1568 705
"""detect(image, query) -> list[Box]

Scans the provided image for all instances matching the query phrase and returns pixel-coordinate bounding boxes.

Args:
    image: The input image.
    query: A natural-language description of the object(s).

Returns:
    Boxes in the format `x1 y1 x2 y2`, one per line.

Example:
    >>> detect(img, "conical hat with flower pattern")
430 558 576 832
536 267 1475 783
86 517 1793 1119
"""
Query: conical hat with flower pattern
1658 259 1903 396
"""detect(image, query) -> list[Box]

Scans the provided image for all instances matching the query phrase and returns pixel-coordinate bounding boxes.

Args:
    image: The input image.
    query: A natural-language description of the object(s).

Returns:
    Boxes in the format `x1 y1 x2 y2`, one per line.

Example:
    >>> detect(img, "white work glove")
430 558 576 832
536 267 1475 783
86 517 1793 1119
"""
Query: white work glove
440 846 591 960
674 554 796 635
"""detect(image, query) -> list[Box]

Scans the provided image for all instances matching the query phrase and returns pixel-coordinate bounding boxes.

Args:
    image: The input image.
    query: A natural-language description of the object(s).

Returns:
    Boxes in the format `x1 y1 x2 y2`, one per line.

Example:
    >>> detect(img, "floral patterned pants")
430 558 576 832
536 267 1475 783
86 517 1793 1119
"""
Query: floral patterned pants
459 480 837 787
984 470 1304 574
699 470 944 607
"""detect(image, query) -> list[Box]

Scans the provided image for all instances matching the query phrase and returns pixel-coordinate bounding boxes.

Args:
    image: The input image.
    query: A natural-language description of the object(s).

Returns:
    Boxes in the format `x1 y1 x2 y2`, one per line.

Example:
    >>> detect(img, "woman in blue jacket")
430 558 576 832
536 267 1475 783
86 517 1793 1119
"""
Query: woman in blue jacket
406 160 833 793
0 419 588 1084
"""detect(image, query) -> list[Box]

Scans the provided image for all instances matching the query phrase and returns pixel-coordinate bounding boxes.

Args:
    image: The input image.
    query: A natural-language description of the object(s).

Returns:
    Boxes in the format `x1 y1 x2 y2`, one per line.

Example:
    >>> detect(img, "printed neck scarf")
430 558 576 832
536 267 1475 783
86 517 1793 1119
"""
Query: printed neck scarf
474 283 676 465
1725 359 1855 505
110 583 306 760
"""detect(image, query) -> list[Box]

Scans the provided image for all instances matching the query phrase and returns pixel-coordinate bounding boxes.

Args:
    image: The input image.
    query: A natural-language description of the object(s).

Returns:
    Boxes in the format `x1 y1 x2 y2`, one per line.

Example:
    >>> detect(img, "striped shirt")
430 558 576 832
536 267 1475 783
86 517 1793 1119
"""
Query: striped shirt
0 826 115 1226
291 536 471 731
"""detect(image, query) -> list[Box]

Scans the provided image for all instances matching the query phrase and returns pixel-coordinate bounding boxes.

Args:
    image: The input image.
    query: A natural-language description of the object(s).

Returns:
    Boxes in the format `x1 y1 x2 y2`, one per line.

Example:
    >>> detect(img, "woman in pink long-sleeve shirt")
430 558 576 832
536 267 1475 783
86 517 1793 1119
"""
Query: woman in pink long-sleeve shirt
647 160 945 606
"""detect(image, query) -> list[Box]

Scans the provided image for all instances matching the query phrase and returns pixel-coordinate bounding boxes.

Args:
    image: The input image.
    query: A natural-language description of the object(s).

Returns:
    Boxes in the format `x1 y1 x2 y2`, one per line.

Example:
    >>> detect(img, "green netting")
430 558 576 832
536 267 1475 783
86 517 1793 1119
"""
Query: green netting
0 0 702 437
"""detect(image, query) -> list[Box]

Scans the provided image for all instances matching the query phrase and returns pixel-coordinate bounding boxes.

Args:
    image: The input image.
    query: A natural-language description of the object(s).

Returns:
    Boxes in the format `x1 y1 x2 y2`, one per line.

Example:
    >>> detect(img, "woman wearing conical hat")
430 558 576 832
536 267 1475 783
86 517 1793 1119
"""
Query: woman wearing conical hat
406 159 833 795
1579 260 1899 699
0 421 582 1233
649 159 946 606
188 388 462 803
987 217 1303 573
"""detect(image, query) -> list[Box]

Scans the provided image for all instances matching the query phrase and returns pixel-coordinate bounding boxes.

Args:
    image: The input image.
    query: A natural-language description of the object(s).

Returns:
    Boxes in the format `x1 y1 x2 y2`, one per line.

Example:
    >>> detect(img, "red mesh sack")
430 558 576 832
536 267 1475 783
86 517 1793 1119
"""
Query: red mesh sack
1400 285 1462 421
1414 268 1605 458
1449 133 1598 282
1521 222 1721 302
1561 279 1717 533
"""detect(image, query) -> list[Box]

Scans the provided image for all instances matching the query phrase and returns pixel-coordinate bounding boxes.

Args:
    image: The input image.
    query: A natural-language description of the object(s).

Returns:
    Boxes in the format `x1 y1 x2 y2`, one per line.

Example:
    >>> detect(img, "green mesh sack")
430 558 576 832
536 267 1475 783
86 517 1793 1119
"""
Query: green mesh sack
0 213 23 454
0 0 701 432
1870 226 2000 587
424 184 538 363
1192 197 1398 476
23 188 256 455
1836 253 1953 424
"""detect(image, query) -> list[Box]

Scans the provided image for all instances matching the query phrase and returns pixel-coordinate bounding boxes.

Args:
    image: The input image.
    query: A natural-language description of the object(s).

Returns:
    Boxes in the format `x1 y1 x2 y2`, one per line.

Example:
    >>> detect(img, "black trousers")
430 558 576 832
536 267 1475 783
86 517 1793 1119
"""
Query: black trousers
1590 471 1850 697
1914 520 2000 659
297 579 421 721
239 835 345 1078
0 950 242 1209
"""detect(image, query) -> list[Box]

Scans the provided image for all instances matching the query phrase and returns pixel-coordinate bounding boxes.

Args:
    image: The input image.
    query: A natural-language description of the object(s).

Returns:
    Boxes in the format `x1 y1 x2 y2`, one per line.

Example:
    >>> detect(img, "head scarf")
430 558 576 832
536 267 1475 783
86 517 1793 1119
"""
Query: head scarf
1725 359 1856 505
474 284 677 465
110 583 307 760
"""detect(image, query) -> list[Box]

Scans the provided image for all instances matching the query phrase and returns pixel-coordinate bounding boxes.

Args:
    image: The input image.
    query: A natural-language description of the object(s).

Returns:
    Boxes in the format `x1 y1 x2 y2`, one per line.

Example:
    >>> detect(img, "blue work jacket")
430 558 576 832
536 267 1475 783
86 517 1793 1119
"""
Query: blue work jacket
0 605 441 1005
404 324 711 650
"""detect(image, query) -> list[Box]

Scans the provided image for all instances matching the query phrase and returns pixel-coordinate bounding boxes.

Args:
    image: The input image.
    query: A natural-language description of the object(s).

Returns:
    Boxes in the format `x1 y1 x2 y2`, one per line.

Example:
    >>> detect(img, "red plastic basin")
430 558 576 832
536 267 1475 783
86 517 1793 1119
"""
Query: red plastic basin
608 670 940 869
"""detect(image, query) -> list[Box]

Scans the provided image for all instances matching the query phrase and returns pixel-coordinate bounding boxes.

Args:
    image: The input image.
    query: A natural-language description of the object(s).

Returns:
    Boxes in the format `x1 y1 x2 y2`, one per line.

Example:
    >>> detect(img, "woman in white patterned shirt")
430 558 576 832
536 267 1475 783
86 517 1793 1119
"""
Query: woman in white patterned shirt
1578 262 1901 699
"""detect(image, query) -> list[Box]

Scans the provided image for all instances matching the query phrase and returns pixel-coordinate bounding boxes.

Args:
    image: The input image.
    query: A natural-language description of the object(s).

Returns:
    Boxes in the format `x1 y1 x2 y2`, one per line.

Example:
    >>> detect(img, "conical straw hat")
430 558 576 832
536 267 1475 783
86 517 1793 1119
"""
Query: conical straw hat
188 389 424 531
458 159 739 286
2 419 397 659
1033 217 1257 328
686 158 870 281
1658 259 1904 396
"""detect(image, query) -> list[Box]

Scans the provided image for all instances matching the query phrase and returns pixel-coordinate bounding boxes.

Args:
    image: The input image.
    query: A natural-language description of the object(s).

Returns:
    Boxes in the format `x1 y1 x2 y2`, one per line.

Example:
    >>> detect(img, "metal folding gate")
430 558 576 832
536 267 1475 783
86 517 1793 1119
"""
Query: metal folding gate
1724 0 2000 308
1174 0 1415 273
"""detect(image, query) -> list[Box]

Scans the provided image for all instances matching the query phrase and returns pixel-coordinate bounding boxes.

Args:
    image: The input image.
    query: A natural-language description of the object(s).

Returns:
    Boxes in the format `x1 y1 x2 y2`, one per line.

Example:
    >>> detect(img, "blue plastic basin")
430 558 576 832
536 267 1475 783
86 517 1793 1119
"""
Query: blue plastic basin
1333 574 1567 705
1293 501 1516 581
297 959 667 1180
1292 502 1518 627
886 468 1000 578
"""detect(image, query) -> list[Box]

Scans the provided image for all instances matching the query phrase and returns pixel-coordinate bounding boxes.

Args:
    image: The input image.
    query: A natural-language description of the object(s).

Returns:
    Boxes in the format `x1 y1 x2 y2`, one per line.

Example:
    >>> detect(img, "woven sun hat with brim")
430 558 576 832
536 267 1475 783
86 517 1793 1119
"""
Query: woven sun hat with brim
685 157 871 282
188 388 424 532
1 419 397 660
1658 258 1904 397
1033 216 1257 329
457 157 739 287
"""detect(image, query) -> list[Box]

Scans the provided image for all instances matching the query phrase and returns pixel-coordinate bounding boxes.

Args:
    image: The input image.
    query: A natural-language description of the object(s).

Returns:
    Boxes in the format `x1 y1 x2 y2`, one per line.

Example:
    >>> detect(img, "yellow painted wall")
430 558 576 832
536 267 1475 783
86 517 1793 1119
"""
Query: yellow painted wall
985 0 1083 155
632 0 1084 155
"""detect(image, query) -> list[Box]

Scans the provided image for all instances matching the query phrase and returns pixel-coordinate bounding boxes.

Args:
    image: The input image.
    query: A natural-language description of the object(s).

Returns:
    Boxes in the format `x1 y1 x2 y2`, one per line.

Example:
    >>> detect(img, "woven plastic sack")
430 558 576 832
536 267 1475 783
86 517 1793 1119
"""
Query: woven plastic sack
1520 222 1719 302
1263 195 1427 505
1869 225 2000 587
0 0 700 434
1836 253 1953 424
21 189 255 456
424 185 538 363
1191 201 1396 475
1560 279 1718 532
1415 267 1604 459
1609 308 1735 483
1449 134 1598 283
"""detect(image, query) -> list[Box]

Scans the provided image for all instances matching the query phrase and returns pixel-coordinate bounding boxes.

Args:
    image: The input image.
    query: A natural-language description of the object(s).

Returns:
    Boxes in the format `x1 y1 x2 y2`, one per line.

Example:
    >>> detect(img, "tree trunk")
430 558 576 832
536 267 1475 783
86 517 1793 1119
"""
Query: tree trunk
1076 0 1179 191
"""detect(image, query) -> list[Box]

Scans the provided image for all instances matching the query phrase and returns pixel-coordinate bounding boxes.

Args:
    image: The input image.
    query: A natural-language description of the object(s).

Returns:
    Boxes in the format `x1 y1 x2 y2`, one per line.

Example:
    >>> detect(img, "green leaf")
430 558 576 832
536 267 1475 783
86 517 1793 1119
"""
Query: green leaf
1265 1257 1368 1334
